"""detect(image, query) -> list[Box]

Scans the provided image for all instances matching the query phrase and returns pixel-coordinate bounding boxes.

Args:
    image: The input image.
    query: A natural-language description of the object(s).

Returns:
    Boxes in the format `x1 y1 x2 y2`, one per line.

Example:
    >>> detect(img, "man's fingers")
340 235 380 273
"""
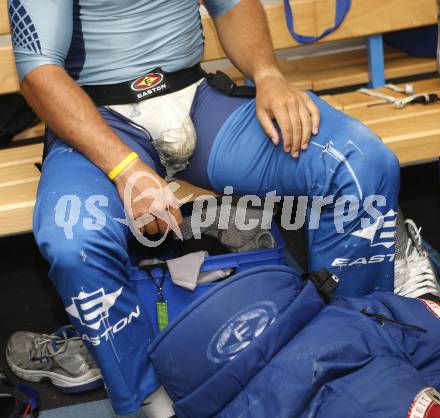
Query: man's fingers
145 218 159 235
272 105 294 153
285 101 302 158
298 103 312 150
305 97 320 135
156 217 169 235
257 109 279 145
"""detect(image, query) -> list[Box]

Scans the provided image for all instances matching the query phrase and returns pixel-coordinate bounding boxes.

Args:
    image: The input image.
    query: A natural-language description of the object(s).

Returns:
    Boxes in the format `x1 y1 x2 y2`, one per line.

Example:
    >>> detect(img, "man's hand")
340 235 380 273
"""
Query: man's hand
114 158 183 237
255 70 320 158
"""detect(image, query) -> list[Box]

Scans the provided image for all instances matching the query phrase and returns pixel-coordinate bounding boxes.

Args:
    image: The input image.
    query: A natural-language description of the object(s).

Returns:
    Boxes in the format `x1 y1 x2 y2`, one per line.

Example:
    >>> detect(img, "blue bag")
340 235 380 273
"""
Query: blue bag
284 0 352 44
148 264 440 418
148 265 324 417
384 26 438 58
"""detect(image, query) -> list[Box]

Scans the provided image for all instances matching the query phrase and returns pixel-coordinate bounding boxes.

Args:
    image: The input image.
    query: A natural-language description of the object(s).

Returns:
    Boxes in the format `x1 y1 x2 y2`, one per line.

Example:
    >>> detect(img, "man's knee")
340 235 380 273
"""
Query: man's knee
332 119 400 197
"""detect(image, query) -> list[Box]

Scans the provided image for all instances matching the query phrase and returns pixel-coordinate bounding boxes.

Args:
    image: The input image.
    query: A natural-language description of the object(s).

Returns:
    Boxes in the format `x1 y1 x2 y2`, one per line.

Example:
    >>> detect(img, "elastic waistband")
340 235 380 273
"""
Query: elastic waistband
82 64 207 106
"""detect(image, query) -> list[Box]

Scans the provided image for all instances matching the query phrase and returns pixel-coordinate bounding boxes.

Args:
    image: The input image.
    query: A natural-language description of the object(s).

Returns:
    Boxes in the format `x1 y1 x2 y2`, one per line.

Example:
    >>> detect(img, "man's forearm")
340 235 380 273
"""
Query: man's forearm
213 0 283 82
213 0 320 155
21 65 136 174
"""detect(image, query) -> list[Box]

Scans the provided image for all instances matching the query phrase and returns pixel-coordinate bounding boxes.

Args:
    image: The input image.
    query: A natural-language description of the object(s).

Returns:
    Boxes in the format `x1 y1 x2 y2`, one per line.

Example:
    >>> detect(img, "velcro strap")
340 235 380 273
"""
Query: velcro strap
303 269 340 303
207 71 256 98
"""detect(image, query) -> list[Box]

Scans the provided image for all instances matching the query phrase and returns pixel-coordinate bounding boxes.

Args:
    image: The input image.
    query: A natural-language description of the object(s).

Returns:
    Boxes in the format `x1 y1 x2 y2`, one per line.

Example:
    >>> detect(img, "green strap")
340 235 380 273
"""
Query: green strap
156 301 169 331
145 265 169 331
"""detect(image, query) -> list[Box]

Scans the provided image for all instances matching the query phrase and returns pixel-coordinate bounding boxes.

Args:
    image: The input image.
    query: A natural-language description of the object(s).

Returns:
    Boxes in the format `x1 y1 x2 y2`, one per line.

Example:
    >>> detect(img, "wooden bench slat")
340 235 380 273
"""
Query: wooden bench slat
0 181 38 211
0 44 20 95
210 48 436 93
385 56 438 80
320 95 344 110
282 71 313 90
313 0 437 43
0 163 41 188
309 63 369 91
373 112 440 143
346 103 440 126
284 48 405 73
0 206 34 236
174 180 217 202
13 122 45 142
385 134 440 165
308 55 436 91
0 0 8 36
0 143 43 169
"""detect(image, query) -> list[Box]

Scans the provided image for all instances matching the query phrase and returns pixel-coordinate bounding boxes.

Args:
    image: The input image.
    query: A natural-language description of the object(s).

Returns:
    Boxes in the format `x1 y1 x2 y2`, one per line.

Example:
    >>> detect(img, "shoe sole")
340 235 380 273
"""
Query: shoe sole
6 352 103 393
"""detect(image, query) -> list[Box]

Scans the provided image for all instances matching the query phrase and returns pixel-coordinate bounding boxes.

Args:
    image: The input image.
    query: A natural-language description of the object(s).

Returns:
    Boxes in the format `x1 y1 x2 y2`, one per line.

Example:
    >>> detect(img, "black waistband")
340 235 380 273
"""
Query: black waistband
82 64 207 106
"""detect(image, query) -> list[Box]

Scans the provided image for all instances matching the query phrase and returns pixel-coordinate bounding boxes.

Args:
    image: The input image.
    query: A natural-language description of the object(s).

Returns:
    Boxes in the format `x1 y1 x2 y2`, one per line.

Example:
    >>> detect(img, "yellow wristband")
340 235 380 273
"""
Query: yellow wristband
108 152 138 180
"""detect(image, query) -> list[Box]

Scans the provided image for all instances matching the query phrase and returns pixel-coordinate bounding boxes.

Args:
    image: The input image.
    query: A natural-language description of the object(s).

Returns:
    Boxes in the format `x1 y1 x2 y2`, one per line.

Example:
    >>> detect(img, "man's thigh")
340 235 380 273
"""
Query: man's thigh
177 80 250 189
204 91 394 198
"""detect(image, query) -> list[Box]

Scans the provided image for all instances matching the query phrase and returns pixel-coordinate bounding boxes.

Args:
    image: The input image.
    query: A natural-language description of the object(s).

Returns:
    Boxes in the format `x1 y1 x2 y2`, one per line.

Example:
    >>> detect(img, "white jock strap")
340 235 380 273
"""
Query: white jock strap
358 83 434 109
108 79 204 179
394 219 440 298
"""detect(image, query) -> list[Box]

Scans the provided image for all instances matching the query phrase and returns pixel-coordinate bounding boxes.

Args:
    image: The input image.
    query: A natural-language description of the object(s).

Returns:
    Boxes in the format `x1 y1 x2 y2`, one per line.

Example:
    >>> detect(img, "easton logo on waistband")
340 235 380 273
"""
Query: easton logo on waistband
130 70 170 101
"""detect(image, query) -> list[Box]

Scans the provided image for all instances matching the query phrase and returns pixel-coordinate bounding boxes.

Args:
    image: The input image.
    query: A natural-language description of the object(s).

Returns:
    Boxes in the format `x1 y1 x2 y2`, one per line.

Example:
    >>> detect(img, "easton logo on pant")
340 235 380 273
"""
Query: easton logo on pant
407 387 440 418
66 287 141 346
66 287 122 330
351 209 397 249
332 253 395 267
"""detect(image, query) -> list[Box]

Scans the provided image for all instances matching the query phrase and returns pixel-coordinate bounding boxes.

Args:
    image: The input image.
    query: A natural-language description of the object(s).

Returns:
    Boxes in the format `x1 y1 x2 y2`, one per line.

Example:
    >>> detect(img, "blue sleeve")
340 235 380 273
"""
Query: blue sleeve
203 0 241 18
8 0 73 81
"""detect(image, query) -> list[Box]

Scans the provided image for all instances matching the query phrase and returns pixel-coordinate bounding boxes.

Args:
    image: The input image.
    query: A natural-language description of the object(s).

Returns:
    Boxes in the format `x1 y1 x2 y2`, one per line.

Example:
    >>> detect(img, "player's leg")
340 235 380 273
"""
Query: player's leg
183 82 400 296
32 110 163 416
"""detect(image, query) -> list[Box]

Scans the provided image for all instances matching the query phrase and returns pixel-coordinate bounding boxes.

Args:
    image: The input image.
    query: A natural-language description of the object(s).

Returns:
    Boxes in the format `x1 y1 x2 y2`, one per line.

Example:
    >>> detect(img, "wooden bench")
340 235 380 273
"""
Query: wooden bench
0 0 438 236
322 78 440 164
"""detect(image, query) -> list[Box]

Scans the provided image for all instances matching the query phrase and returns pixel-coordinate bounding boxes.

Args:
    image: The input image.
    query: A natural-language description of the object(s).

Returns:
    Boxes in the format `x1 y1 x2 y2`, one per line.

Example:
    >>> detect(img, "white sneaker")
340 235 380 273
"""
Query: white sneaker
6 325 103 393
395 219 440 298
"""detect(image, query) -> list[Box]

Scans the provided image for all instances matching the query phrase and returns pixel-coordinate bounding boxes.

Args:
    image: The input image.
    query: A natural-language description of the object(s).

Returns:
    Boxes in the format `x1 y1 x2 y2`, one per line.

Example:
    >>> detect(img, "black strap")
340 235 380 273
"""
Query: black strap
207 71 256 98
82 64 207 106
141 263 168 302
302 269 340 303
361 308 427 333
413 93 439 105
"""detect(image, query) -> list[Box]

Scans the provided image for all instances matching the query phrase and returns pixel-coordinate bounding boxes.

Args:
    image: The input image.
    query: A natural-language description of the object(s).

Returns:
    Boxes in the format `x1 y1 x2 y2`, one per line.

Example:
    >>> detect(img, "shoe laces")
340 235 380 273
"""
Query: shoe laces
33 328 79 360
395 219 438 297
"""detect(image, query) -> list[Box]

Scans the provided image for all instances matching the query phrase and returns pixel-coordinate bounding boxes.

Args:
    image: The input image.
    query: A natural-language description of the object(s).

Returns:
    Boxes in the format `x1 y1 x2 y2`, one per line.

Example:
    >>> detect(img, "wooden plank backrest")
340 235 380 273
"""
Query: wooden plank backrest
0 45 19 94
0 0 8 36
1 0 437 54
202 0 438 61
